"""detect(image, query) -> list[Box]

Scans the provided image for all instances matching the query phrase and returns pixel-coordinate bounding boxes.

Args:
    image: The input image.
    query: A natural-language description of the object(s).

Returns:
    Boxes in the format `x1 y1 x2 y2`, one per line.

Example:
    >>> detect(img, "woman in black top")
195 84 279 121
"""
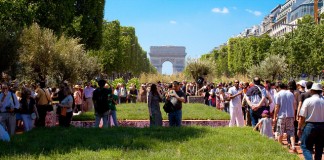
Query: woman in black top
20 90 38 131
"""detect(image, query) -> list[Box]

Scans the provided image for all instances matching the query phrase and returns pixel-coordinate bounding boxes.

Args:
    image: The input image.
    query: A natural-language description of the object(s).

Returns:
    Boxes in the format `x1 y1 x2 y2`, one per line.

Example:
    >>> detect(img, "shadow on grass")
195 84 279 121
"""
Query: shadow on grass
0 126 208 157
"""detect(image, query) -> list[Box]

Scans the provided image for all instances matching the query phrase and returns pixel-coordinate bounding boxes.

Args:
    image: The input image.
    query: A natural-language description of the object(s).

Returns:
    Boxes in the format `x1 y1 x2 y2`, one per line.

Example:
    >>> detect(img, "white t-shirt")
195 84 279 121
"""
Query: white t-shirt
228 86 242 108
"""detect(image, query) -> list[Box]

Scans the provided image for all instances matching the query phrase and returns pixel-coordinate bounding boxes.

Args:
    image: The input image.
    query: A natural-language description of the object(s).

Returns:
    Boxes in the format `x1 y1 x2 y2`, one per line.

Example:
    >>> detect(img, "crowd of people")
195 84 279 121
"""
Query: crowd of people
193 77 324 160
0 77 323 160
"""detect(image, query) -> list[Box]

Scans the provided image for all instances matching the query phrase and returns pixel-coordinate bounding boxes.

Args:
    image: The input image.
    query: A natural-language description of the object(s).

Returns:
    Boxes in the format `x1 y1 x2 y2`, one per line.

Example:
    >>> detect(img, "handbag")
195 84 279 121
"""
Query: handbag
61 107 67 116
163 100 175 113
31 112 37 120
42 88 53 112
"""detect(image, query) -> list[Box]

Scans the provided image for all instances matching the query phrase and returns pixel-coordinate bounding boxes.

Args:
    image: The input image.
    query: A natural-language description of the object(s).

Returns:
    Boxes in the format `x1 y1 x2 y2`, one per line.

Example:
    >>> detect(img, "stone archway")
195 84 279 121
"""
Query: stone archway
149 46 187 74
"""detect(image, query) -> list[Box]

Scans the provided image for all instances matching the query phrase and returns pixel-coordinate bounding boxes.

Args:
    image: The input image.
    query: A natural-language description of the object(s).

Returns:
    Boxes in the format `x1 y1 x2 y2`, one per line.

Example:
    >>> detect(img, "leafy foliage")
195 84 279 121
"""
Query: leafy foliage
18 23 101 85
112 78 125 89
247 54 287 81
127 78 140 90
201 15 324 81
184 58 213 81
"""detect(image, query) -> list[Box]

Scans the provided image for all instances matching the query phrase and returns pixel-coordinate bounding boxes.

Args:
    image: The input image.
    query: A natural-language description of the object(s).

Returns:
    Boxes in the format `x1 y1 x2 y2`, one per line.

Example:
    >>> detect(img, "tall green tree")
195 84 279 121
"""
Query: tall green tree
0 0 36 76
75 0 105 50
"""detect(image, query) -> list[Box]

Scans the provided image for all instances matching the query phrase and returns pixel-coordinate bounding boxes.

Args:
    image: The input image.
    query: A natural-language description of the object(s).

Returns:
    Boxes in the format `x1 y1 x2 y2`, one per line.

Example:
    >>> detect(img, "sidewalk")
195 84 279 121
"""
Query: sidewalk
281 139 324 160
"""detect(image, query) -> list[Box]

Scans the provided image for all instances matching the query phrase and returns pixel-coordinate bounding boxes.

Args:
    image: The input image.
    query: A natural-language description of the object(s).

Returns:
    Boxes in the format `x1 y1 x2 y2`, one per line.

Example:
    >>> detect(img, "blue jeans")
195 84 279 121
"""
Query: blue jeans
301 122 324 160
168 110 182 127
250 106 269 127
21 114 33 131
95 111 109 128
108 110 118 127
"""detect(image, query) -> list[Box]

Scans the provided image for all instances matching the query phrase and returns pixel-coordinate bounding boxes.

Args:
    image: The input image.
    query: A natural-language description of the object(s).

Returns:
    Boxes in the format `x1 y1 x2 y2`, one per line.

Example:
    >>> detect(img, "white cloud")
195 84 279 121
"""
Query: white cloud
169 20 177 24
245 9 262 16
212 7 229 14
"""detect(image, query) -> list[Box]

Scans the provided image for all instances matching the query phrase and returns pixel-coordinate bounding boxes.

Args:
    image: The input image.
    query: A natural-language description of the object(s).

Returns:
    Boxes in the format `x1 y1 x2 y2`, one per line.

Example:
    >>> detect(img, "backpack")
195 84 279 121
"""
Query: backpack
93 88 109 114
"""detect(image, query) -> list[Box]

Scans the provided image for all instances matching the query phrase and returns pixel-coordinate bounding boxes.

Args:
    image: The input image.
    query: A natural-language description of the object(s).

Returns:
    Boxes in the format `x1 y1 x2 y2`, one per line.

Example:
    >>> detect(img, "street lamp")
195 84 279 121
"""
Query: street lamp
281 23 298 38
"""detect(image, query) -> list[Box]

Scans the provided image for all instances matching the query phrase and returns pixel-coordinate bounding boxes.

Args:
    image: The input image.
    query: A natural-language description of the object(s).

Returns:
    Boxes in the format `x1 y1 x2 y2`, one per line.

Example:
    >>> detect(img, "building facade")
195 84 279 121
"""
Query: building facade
235 0 323 38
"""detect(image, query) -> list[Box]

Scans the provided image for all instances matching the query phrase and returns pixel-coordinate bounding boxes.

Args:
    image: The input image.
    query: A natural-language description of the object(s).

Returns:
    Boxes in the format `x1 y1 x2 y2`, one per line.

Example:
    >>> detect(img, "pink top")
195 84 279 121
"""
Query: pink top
74 90 82 105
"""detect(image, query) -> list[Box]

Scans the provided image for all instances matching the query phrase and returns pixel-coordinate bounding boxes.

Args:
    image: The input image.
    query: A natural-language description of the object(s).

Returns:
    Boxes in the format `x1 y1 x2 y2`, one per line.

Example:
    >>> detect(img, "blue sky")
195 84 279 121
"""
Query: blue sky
104 0 285 74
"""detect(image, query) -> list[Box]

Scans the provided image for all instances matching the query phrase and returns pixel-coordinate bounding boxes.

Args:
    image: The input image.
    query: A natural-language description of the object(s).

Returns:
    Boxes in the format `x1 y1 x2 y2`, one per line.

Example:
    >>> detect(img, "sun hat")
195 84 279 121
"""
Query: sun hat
297 80 306 88
74 85 80 89
310 83 322 91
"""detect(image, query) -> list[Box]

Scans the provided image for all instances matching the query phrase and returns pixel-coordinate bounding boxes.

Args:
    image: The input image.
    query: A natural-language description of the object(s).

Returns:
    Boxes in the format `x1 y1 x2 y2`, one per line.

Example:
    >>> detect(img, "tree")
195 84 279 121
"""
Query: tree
18 23 101 84
184 58 213 82
247 54 287 81
75 0 105 50
0 0 37 76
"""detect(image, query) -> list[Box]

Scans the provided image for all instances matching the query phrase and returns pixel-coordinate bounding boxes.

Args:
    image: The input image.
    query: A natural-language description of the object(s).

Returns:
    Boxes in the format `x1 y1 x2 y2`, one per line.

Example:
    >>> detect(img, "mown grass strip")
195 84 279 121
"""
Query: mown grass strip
0 127 298 160
73 103 230 121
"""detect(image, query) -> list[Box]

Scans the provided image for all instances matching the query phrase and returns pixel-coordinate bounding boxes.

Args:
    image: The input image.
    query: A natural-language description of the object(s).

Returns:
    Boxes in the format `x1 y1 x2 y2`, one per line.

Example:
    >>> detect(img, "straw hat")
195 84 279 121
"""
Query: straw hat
74 85 81 89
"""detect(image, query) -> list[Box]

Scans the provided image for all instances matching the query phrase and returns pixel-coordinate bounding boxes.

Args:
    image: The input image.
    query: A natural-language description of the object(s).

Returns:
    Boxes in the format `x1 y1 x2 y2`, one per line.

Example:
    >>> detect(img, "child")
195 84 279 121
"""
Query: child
253 110 273 139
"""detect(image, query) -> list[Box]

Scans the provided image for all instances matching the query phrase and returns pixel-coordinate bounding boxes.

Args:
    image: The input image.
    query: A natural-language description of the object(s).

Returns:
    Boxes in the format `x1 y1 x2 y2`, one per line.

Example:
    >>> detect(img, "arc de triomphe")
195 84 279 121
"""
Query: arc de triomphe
149 46 187 74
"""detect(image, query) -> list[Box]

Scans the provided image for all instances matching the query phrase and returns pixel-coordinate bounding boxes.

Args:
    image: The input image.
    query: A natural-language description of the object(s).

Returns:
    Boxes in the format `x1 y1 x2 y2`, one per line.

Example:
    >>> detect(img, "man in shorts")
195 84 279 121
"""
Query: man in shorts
273 82 297 152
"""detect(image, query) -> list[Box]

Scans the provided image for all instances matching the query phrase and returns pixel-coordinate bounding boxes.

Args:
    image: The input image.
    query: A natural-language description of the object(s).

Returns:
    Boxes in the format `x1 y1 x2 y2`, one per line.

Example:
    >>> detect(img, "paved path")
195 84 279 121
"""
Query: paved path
281 139 324 160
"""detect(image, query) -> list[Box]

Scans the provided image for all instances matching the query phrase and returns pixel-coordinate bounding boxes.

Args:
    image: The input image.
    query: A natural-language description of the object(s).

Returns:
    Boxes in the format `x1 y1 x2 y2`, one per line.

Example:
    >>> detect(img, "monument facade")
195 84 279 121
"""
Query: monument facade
149 46 187 74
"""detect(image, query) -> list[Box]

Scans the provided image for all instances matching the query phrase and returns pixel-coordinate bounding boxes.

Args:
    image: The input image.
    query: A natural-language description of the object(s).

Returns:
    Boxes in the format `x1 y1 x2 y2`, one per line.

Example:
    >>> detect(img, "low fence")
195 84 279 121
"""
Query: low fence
71 120 230 128
187 96 204 103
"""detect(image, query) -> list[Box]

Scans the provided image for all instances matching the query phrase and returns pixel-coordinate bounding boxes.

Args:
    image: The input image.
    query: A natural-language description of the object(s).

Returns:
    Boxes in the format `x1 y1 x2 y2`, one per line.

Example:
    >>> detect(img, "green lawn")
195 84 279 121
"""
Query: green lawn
73 103 230 121
0 127 298 160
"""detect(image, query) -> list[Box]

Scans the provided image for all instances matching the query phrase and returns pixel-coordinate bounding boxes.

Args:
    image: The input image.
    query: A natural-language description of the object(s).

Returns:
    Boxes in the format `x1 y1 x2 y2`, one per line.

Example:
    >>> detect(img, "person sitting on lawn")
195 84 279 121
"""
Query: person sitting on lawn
254 110 273 139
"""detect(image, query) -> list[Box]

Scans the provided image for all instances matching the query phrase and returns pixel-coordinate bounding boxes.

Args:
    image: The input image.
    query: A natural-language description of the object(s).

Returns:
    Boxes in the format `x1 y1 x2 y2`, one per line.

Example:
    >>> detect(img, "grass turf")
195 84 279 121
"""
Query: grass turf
72 103 230 121
0 126 298 160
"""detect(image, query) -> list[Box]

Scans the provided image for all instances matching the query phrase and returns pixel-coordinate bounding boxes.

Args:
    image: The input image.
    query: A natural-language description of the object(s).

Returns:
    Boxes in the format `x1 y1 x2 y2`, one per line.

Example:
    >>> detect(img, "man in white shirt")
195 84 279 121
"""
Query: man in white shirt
83 82 95 112
298 83 324 160
228 80 244 127
0 83 19 136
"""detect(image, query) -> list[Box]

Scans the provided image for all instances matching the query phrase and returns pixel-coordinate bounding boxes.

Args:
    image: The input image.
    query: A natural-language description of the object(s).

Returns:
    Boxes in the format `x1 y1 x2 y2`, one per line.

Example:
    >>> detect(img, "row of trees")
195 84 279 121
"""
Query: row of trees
89 20 155 77
0 0 155 85
200 15 324 81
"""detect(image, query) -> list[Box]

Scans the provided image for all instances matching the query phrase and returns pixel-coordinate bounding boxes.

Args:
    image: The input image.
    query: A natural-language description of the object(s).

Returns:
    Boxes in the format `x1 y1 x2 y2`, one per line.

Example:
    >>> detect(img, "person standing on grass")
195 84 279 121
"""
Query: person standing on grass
298 83 324 160
242 82 252 126
245 77 267 127
148 84 163 127
19 89 38 131
107 86 118 127
120 84 127 103
273 82 297 152
57 86 73 127
228 80 244 127
92 80 110 128
35 82 52 127
0 83 20 136
73 85 82 113
83 82 95 112
166 81 185 127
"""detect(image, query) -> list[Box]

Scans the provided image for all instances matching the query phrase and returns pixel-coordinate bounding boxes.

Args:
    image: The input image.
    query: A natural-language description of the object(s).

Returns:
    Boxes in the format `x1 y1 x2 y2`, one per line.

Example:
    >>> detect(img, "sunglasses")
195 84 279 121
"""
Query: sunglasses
2 88 8 90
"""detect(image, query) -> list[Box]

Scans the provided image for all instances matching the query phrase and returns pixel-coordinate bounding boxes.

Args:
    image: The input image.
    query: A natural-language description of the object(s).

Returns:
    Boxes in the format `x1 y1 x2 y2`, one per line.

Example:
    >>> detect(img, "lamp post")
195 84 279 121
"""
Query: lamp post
282 23 298 38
